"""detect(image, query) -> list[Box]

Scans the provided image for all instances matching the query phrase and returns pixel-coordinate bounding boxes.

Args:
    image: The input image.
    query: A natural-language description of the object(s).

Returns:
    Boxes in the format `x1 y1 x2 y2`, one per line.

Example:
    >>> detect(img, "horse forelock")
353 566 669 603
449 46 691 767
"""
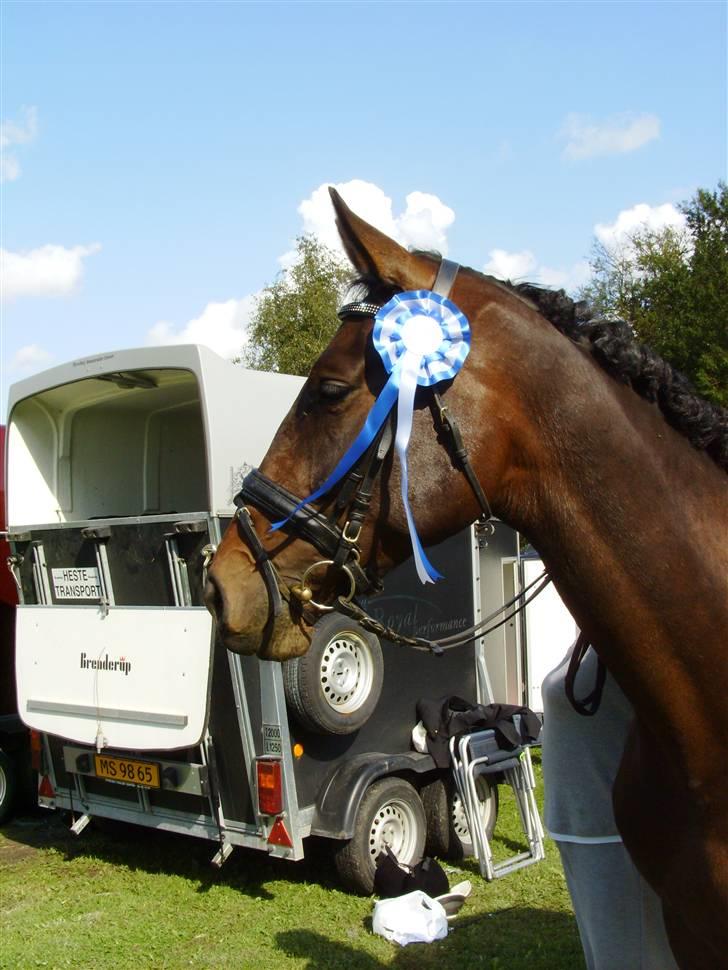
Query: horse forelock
347 264 728 473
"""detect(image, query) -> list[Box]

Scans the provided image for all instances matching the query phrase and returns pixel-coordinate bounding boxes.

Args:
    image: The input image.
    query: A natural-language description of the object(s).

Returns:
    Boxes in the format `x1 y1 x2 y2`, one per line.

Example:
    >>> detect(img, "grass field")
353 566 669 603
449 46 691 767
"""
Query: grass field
0 756 585 970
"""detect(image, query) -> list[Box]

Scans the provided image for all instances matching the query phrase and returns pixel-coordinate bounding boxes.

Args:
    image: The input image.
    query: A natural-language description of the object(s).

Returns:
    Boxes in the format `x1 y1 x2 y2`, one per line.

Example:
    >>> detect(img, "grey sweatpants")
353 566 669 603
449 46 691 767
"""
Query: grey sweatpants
557 840 679 970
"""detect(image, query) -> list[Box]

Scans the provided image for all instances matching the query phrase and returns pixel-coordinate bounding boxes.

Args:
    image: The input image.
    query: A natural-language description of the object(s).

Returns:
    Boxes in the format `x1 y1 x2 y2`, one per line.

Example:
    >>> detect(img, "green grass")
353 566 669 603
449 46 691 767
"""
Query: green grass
0 755 584 970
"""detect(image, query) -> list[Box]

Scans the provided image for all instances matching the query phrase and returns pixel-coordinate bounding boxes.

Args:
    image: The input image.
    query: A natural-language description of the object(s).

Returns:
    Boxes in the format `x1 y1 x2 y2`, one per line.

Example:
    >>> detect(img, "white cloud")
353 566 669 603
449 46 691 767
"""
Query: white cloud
483 248 537 280
560 112 660 161
594 202 686 250
289 179 455 265
1 106 38 182
146 294 257 359
395 190 455 253
1 243 101 300
2 155 20 183
535 261 592 292
483 247 590 292
10 343 53 373
482 199 686 293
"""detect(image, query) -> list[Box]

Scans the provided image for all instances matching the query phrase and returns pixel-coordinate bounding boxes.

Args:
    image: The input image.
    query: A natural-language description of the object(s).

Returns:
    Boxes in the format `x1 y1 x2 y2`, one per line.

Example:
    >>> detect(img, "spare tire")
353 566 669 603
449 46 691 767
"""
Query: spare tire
283 613 384 735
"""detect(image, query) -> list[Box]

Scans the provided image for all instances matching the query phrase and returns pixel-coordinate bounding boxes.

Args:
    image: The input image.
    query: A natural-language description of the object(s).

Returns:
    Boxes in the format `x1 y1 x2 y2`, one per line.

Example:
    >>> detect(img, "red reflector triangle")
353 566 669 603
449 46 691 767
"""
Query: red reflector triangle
267 817 293 848
38 775 55 798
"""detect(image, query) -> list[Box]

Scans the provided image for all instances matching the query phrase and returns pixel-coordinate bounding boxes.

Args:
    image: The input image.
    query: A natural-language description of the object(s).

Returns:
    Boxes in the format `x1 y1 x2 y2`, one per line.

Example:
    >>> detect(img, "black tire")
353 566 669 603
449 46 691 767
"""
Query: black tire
334 777 427 895
283 613 384 735
0 748 18 825
421 774 498 860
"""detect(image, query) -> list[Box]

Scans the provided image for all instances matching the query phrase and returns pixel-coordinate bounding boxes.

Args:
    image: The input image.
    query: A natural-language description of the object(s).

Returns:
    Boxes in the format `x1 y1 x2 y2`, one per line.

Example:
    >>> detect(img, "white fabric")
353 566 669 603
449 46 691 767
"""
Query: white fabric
411 720 428 754
372 891 449 946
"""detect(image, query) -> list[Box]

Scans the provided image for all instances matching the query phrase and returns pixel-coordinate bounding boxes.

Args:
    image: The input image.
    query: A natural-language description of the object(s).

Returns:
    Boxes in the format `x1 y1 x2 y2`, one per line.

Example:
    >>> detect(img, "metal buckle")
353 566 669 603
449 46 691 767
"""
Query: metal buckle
236 505 253 524
341 520 362 545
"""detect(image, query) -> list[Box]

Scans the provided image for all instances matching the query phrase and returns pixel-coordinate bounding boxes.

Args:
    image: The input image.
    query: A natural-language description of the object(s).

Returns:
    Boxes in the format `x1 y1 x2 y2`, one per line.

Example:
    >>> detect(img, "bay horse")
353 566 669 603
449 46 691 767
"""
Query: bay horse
206 189 728 969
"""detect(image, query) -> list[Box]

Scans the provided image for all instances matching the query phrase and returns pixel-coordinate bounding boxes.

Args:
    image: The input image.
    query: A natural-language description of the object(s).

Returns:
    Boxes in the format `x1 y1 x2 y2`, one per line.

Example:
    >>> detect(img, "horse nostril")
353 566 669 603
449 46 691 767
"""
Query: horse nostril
204 574 224 620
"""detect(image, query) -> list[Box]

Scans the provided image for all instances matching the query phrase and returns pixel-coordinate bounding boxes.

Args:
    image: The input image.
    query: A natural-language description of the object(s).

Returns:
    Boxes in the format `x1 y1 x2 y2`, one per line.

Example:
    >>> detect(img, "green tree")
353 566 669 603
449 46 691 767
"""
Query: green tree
579 183 728 406
244 235 351 376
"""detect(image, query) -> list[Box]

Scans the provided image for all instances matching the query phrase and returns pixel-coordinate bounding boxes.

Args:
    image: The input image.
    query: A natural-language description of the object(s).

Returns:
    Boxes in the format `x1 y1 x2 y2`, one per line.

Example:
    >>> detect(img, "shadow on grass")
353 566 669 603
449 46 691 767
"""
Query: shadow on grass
1 812 341 902
276 907 585 969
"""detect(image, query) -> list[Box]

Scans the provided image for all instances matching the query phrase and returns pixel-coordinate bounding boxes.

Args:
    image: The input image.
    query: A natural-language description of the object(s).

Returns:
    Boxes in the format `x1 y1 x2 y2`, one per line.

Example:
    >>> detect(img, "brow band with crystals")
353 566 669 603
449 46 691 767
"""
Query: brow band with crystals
336 302 382 320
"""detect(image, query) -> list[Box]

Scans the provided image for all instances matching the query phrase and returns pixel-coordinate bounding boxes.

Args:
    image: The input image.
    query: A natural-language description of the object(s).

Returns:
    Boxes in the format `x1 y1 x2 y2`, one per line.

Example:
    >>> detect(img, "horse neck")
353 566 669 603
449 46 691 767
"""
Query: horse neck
483 309 728 772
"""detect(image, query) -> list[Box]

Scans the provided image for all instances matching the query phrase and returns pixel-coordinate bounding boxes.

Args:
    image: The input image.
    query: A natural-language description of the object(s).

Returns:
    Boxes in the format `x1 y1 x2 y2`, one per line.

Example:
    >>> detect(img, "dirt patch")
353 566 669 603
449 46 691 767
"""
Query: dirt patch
0 813 74 863
0 838 39 864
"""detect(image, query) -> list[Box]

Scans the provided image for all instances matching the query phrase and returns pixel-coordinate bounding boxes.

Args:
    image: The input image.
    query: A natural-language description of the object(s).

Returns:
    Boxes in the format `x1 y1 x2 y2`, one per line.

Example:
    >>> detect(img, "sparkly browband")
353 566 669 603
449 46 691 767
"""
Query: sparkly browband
337 302 382 320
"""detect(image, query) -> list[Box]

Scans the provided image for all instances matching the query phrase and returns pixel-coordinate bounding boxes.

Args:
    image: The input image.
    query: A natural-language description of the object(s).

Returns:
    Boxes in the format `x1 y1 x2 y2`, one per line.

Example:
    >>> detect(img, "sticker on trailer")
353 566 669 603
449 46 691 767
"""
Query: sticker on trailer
262 724 282 756
51 567 103 600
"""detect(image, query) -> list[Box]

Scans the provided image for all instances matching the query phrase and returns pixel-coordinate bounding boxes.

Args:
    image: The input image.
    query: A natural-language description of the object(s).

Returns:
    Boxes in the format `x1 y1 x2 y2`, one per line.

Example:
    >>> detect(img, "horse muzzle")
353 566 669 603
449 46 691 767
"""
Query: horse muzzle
204 572 266 655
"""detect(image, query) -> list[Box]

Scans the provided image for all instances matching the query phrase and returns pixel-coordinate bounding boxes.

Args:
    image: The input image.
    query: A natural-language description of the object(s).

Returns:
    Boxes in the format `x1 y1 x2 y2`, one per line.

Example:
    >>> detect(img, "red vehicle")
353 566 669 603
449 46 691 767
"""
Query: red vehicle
0 424 26 822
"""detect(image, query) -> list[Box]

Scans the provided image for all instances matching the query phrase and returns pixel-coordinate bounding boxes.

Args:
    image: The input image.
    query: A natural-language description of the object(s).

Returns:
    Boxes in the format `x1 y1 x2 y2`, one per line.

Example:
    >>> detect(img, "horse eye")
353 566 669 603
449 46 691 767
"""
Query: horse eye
319 379 351 401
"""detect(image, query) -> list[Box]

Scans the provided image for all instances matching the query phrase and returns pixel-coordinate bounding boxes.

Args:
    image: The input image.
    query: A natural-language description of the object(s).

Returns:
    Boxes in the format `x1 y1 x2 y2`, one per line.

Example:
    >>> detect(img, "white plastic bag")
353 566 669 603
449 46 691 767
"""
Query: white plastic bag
372 890 449 946
411 720 429 754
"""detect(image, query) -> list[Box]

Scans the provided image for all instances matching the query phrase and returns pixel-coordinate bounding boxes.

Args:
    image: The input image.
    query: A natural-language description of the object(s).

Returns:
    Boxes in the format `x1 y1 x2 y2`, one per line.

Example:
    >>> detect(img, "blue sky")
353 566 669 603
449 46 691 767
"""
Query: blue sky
1 0 726 413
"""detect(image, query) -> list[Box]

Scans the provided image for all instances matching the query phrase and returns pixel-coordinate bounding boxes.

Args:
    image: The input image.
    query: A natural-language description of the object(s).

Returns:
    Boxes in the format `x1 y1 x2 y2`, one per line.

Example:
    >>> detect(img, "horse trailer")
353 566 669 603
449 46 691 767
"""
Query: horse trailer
5 344 558 892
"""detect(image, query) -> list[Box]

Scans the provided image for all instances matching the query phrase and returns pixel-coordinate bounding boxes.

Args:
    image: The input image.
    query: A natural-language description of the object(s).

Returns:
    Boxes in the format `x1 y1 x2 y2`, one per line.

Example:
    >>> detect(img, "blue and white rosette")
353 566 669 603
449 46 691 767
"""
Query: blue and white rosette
272 290 470 584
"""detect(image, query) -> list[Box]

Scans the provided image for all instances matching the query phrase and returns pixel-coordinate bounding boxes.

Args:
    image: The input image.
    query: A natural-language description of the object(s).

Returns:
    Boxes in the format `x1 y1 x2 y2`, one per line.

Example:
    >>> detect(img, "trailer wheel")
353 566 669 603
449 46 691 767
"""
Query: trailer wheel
283 614 384 735
0 749 18 825
421 774 498 859
334 777 426 894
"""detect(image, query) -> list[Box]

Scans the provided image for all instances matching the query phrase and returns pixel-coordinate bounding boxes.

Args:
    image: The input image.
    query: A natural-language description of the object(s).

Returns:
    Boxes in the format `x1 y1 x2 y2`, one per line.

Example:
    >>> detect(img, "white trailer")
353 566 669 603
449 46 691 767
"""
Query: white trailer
5 344 548 891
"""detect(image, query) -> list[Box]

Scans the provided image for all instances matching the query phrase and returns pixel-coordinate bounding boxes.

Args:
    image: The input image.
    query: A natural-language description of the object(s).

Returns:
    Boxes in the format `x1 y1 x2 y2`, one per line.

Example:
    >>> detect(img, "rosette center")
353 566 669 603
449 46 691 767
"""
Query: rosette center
400 315 443 357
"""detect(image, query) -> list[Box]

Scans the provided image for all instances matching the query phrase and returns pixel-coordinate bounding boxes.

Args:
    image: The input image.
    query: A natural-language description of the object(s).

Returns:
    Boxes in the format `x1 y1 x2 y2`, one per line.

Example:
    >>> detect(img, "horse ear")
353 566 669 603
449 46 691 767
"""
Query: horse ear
329 187 434 290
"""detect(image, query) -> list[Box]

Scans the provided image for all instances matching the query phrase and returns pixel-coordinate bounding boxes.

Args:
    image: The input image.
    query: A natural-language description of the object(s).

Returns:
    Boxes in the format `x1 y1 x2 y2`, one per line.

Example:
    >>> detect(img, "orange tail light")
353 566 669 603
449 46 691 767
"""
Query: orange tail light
256 758 283 816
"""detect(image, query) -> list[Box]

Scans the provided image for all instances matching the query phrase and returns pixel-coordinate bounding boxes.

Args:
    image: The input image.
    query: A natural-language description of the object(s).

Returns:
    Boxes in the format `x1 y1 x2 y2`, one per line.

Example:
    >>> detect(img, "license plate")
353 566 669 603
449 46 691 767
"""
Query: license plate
94 754 161 788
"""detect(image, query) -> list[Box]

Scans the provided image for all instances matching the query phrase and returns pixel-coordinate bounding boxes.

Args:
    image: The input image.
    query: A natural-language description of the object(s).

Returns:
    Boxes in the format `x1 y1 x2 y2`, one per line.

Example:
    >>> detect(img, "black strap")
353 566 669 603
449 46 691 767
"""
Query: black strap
333 416 394 569
234 506 289 654
433 392 494 522
564 632 607 716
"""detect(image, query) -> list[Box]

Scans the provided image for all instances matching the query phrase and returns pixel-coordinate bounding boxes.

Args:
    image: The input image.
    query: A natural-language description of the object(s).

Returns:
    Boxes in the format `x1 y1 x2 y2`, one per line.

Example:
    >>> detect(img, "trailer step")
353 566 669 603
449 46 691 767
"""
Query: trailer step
210 842 233 868
70 813 92 836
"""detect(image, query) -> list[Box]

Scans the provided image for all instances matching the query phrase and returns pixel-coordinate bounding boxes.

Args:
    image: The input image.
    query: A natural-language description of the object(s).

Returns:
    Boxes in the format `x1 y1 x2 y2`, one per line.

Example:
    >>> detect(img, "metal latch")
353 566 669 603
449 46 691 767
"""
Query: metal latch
173 520 208 534
81 526 111 539
6 554 23 593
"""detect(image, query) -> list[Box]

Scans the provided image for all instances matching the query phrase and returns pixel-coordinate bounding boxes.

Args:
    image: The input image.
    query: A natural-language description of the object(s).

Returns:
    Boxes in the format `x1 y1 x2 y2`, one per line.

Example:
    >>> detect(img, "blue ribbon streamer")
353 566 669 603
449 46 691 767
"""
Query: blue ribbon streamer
270 369 401 530
271 289 470 584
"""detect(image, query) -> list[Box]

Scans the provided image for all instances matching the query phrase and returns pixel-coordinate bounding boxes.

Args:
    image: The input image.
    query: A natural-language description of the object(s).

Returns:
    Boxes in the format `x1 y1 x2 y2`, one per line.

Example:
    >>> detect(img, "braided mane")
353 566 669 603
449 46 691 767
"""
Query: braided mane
513 282 728 472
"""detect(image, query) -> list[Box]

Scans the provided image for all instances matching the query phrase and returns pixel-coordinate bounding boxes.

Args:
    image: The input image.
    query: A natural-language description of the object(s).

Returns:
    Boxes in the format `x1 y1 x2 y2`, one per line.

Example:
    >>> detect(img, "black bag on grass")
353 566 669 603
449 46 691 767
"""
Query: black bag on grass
374 847 449 899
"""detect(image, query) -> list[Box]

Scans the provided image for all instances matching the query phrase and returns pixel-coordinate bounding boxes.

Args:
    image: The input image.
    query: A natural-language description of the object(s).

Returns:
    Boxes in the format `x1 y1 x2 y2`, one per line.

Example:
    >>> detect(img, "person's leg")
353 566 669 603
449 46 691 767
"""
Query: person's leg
558 841 644 970
637 869 679 970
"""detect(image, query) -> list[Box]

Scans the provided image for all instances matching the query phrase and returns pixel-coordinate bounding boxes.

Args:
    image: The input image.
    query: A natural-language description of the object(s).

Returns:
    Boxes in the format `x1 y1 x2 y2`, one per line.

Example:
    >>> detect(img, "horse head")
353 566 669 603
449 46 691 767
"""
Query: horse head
206 187 726 664
205 189 544 659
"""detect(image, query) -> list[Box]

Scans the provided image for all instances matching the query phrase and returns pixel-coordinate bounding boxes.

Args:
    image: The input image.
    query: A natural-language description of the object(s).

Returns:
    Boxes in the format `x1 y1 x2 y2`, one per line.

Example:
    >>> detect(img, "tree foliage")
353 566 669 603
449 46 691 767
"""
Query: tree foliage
579 183 728 406
244 235 351 376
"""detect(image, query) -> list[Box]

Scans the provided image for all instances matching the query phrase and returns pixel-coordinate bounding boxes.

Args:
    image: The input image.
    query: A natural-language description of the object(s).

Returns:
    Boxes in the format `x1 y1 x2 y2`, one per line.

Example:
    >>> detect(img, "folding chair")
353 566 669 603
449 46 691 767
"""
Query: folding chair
449 725 545 880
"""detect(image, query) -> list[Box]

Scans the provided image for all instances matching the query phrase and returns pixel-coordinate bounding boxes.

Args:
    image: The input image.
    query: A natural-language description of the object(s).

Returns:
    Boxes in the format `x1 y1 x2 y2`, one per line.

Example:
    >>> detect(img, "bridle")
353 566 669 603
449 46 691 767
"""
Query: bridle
231 259 552 654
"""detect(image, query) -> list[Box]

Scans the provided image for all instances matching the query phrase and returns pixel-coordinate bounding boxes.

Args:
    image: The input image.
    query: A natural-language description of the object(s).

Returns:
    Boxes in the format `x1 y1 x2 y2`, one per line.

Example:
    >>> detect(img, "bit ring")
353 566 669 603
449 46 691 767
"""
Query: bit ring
294 560 357 612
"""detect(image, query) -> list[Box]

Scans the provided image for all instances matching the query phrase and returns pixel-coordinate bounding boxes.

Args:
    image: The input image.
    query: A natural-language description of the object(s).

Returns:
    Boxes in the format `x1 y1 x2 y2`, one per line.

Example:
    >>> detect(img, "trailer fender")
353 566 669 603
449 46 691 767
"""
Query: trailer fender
310 751 436 840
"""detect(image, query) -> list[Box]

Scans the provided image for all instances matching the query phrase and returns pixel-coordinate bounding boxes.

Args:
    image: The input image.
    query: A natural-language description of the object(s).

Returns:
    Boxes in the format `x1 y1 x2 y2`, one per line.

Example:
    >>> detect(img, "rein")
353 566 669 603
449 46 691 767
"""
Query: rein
334 567 552 655
564 631 606 716
232 258 551 655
